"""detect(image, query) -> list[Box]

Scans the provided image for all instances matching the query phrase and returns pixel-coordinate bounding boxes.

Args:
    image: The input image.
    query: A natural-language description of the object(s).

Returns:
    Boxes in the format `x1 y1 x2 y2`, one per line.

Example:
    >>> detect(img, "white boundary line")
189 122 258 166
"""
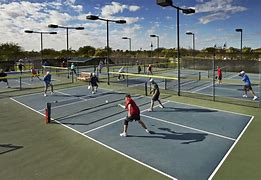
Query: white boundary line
9 97 177 180
208 116 254 180
141 114 236 141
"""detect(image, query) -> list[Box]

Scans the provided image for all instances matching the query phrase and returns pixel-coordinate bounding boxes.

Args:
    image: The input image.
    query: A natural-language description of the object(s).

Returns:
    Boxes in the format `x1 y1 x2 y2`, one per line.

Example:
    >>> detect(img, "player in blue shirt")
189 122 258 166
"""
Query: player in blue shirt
239 71 258 100
43 71 54 96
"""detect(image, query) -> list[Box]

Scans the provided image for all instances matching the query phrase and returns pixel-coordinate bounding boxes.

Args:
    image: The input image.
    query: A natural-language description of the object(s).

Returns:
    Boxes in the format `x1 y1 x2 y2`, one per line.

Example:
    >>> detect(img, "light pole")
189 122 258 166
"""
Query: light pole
24 30 57 65
86 15 126 85
150 34 159 58
157 0 195 96
48 24 84 68
186 31 195 60
122 37 131 55
235 28 243 60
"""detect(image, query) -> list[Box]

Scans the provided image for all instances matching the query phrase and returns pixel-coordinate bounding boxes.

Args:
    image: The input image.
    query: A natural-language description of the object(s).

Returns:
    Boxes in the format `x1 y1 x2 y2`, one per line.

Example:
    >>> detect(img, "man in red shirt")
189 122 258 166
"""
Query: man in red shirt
217 66 222 84
120 94 150 137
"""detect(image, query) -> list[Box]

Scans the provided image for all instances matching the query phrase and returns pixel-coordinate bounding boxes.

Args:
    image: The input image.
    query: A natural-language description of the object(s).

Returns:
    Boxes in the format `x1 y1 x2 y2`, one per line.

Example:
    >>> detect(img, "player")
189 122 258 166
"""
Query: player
18 60 24 73
43 71 54 97
239 71 258 100
89 73 99 94
70 63 77 76
137 65 142 74
117 66 125 80
147 64 152 75
149 78 164 112
217 66 222 84
0 69 10 88
31 68 41 81
120 94 150 137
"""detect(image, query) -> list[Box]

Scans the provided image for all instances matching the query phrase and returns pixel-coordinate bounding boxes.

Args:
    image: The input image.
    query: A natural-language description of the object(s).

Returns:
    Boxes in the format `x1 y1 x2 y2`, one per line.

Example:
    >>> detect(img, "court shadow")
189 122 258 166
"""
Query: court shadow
128 127 208 144
156 107 217 113
0 144 23 155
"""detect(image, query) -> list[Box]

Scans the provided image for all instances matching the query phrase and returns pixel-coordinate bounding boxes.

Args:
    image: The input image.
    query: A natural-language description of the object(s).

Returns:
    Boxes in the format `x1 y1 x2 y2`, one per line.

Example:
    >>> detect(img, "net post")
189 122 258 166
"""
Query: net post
45 102 51 124
164 78 167 90
19 75 22 90
199 72 201 80
145 82 148 96
72 71 74 83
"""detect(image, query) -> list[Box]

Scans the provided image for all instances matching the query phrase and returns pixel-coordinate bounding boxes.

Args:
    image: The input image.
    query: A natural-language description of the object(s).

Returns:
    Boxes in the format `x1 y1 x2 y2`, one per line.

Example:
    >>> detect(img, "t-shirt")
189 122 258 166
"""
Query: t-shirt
217 68 222 76
31 69 37 74
43 74 52 83
125 98 140 116
242 74 251 86
152 83 160 97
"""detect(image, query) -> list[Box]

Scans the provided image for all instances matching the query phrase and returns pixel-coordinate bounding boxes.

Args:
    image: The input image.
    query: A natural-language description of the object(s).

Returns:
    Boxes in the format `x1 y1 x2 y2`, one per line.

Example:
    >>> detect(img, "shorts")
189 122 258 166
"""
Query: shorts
218 75 222 80
152 93 160 101
45 82 52 88
244 85 252 91
126 114 140 122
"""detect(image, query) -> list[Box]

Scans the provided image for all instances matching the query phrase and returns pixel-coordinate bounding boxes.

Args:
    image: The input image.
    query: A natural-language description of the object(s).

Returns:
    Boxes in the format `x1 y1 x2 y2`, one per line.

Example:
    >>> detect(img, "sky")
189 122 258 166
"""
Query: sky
0 0 260 51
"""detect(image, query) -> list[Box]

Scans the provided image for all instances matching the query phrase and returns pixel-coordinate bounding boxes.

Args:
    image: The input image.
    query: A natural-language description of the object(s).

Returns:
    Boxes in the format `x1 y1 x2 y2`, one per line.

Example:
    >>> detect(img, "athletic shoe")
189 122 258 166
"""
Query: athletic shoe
243 94 247 98
92 91 95 94
120 132 127 137
148 109 153 112
159 105 164 108
145 129 151 134
44 93 47 97
253 96 258 100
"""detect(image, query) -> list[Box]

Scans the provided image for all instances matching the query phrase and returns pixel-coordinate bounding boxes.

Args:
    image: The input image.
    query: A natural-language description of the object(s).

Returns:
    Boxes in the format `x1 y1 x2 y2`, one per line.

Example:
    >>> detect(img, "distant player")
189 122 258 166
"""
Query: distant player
18 61 24 73
118 66 125 80
0 69 10 88
239 71 258 100
89 73 99 94
217 66 222 84
147 64 152 75
31 68 41 81
70 63 77 76
43 71 54 97
137 65 142 74
148 78 164 111
120 94 150 137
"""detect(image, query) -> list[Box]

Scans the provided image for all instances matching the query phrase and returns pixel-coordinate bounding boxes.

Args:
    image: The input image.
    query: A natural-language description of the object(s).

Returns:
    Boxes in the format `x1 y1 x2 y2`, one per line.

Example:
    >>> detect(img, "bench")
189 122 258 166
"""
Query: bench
77 72 91 81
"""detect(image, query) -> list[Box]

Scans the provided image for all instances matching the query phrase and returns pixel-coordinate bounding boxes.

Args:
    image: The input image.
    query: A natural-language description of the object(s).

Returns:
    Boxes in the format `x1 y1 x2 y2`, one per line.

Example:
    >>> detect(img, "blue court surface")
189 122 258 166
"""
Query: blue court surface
11 86 253 180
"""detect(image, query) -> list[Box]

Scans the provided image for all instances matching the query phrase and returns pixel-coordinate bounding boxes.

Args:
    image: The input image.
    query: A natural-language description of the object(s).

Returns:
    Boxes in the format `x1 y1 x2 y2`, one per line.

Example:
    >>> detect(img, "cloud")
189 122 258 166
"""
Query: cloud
199 12 230 24
100 1 140 17
196 0 247 24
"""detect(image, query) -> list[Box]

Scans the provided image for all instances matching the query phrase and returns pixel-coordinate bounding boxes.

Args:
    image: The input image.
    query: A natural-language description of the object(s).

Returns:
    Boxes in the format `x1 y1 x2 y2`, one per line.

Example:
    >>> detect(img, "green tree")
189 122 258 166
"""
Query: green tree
0 42 23 61
78 46 96 57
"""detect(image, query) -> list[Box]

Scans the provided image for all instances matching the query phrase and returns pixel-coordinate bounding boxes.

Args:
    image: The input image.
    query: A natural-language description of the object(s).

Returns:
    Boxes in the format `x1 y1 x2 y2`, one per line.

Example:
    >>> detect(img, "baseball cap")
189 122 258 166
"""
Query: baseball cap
149 78 154 82
239 71 245 75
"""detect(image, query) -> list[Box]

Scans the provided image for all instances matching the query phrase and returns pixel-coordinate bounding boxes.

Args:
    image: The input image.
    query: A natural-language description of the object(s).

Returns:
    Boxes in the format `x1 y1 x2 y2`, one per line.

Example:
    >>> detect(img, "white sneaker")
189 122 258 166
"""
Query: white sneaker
92 91 95 94
120 132 127 137
145 129 150 134
44 93 47 97
148 109 153 112
159 105 164 108
253 96 258 100
243 94 247 98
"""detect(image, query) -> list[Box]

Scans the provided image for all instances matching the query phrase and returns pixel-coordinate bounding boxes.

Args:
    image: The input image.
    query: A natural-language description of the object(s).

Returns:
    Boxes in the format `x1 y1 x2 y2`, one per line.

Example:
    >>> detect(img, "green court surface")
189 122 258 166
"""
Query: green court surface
0 83 260 180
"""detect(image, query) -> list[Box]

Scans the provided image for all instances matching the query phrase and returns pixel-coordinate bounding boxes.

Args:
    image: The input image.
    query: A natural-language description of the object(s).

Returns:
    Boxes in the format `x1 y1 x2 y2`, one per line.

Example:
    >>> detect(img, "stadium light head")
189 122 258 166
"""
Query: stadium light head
186 31 193 35
75 27 84 30
49 32 57 34
156 0 173 7
150 34 158 37
24 30 34 33
115 20 126 24
122 37 128 39
182 8 195 14
86 15 99 20
235 28 242 32
48 24 59 28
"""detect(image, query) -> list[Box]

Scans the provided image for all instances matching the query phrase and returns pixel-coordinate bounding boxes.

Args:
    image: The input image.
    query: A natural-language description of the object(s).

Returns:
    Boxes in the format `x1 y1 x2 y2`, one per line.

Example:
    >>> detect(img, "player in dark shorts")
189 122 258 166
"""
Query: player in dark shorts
148 79 164 112
31 68 41 81
18 62 24 73
0 69 10 88
43 71 54 97
120 94 150 137
239 71 258 100
217 66 222 84
89 73 99 94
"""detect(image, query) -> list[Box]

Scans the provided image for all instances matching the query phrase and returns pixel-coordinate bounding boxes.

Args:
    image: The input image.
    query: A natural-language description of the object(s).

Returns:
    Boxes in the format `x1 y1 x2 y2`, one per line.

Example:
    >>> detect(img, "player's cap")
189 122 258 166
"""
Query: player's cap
239 71 245 75
46 71 50 74
149 78 154 82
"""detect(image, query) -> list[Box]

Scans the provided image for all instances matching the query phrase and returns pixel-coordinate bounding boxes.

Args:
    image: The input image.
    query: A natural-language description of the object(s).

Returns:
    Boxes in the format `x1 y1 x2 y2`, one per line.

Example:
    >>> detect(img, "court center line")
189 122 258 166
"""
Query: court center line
83 101 170 134
141 114 236 141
